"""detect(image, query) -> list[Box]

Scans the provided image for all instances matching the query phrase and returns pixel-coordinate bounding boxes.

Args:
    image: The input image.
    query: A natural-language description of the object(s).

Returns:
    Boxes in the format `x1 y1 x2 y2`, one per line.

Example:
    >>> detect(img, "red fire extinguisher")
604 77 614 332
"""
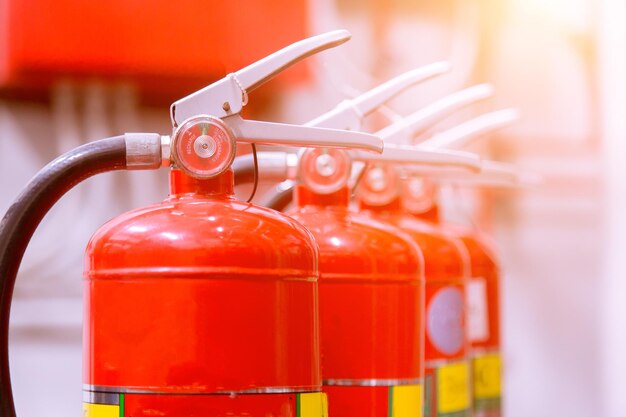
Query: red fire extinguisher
401 155 527 417
0 31 384 417
402 177 502 417
449 224 502 417
427 162 541 417
356 158 479 417
409 108 521 417
290 157 424 417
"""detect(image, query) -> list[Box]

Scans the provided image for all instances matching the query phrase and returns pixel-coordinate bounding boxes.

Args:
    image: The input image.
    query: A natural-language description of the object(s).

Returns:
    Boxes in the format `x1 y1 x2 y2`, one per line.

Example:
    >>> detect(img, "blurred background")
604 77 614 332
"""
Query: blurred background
1 0 624 416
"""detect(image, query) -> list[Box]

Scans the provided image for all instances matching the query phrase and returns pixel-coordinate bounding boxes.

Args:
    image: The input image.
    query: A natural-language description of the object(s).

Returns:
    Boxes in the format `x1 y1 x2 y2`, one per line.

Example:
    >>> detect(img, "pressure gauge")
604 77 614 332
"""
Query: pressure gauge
356 164 401 206
171 115 236 179
402 176 436 214
299 148 351 194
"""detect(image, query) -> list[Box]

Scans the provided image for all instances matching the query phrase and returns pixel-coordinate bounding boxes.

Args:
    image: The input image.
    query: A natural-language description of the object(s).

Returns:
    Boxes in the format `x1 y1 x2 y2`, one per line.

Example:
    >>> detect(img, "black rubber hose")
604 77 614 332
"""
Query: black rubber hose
263 183 295 212
0 136 128 417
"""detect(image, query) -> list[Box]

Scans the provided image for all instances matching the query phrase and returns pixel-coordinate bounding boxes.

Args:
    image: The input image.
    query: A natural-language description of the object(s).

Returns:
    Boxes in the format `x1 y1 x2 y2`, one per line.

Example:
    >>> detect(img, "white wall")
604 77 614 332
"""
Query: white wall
599 1 626 416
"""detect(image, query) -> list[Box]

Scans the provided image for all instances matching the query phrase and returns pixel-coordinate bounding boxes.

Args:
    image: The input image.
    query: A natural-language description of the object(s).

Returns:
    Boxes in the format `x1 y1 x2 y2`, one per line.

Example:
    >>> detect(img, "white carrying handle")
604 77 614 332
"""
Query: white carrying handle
349 144 482 172
380 84 495 145
480 160 519 182
428 159 518 183
408 108 522 187
171 30 351 125
419 108 520 149
411 160 544 189
224 115 383 153
307 62 451 130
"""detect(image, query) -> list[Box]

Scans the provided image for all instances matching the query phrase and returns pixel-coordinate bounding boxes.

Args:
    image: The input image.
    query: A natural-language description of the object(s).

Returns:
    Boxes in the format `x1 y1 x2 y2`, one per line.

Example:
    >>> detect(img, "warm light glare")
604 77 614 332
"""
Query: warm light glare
515 0 591 32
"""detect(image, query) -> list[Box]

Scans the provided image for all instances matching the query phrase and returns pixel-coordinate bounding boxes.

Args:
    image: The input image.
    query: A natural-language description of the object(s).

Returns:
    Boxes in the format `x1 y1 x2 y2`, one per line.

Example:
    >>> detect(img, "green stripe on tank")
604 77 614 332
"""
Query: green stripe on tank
296 393 301 417
119 393 124 417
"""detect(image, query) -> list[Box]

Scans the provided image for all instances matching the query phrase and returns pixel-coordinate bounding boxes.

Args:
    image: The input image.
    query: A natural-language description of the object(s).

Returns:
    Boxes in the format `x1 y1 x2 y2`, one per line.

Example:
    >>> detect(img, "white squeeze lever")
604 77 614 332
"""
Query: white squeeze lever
416 108 524 186
380 83 495 145
430 160 519 185
367 97 520 184
306 61 450 130
166 30 383 179
345 116 487 180
419 108 520 149
233 62 452 180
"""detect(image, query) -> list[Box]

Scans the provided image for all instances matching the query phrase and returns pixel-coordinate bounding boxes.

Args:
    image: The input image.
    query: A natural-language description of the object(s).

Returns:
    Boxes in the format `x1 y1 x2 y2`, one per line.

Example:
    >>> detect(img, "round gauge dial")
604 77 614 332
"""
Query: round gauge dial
172 115 236 179
299 148 351 194
356 164 401 206
402 176 436 213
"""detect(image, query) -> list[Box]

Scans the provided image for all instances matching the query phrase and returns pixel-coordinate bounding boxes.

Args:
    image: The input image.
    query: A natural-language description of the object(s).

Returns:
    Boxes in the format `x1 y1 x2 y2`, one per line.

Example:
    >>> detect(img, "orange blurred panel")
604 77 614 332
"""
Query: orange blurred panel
0 0 309 93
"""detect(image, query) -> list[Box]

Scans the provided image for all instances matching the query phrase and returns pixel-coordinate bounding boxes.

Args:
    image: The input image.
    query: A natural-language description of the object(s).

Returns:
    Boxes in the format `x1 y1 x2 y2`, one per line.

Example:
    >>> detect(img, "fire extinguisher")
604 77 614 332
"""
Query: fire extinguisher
407 109 521 417
401 177 503 417
401 162 524 417
356 163 474 417
433 167 541 417
0 31 385 417
296 86 491 416
288 143 480 417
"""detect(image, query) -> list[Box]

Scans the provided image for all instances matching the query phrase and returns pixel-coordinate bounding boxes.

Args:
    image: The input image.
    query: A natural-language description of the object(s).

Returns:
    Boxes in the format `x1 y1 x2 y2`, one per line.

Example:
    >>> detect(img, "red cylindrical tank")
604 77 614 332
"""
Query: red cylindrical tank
358 167 472 417
288 184 425 417
83 169 327 417
403 178 502 417
446 223 501 417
